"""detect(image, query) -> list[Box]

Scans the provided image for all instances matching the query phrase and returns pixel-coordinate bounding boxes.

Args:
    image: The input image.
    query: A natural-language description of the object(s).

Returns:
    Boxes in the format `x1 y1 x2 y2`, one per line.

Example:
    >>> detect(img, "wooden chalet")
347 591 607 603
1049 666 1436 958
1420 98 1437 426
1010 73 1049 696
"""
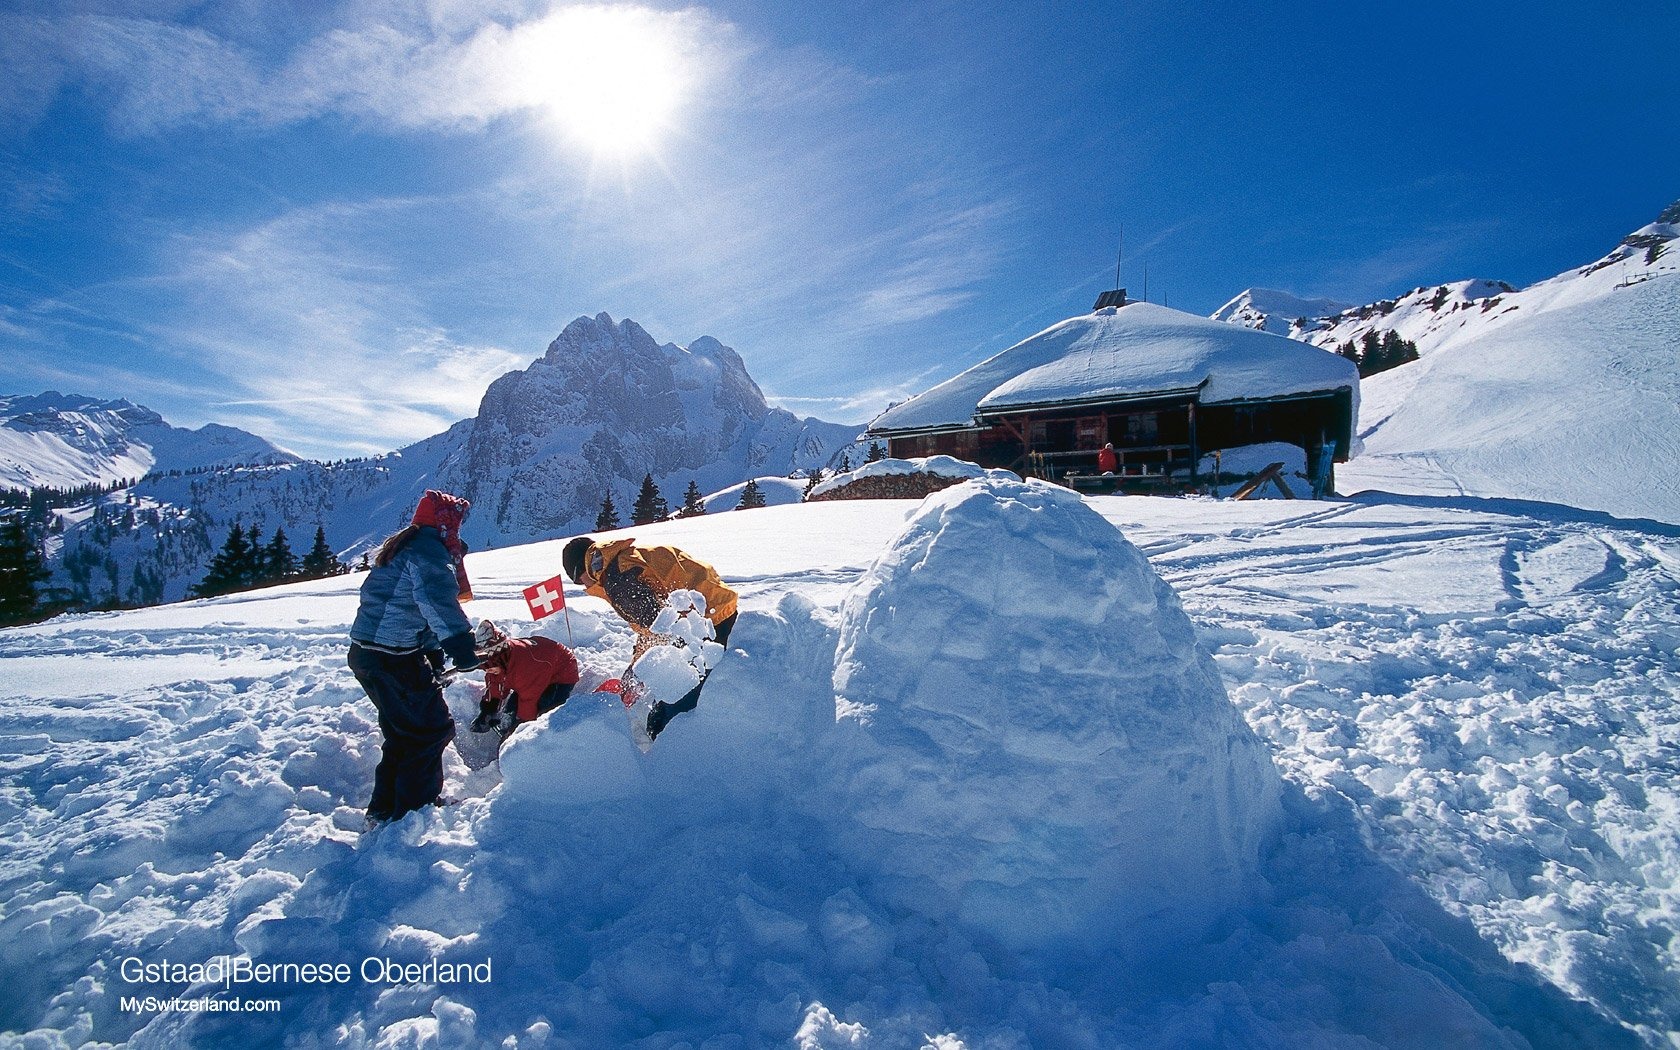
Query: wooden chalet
867 294 1360 493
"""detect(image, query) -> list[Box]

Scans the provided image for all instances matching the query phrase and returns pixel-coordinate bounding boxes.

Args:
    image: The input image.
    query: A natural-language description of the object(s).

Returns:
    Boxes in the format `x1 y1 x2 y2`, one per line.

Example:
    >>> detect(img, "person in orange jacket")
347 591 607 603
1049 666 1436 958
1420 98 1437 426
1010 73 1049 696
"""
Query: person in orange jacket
561 535 738 740
469 620 580 738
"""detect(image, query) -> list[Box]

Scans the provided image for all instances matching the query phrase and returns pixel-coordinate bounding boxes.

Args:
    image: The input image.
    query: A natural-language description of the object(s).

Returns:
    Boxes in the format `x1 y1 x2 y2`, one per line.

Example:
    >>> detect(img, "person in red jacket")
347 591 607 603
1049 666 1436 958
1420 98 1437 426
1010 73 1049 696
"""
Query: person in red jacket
1097 442 1119 475
469 620 580 738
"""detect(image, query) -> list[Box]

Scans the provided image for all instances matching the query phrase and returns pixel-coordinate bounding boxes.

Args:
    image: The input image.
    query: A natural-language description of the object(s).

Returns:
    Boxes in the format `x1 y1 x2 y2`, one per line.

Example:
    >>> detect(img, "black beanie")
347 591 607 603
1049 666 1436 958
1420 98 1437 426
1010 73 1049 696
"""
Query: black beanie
562 536 593 583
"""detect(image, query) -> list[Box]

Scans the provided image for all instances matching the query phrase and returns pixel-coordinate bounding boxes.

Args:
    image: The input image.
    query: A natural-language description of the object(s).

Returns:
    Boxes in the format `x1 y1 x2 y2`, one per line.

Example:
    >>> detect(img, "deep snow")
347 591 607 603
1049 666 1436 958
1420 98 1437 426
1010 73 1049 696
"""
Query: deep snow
1 486 1677 1047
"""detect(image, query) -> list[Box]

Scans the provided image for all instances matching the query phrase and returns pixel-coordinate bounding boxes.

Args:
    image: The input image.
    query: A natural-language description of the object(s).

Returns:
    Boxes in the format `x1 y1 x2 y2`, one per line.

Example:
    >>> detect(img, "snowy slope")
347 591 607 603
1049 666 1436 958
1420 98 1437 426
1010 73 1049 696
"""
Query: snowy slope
1217 278 1520 350
0 392 298 491
1215 203 1678 365
699 475 806 512
1216 202 1680 524
1343 274 1680 522
3 488 1675 1047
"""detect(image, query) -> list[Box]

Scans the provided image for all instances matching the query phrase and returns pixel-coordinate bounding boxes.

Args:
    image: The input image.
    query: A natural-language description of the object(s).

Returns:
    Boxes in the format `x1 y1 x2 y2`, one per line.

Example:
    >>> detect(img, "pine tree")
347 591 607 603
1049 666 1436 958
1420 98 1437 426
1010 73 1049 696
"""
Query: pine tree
866 441 886 463
631 474 668 525
194 524 257 597
677 480 707 518
736 478 767 510
836 452 852 474
299 526 344 579
1358 331 1383 378
0 515 48 626
802 468 825 501
1396 335 1420 367
1337 339 1361 368
595 493 622 531
261 527 298 583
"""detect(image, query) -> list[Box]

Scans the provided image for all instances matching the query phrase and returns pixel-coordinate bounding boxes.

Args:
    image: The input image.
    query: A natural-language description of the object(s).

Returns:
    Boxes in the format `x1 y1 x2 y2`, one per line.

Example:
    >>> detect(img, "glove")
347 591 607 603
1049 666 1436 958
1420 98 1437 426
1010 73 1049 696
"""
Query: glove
440 631 480 672
471 698 517 736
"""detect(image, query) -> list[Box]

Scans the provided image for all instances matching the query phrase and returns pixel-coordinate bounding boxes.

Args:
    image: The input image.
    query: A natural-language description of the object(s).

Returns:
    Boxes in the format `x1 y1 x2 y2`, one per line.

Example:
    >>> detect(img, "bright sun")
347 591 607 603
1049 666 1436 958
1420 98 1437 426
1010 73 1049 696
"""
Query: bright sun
512 6 692 160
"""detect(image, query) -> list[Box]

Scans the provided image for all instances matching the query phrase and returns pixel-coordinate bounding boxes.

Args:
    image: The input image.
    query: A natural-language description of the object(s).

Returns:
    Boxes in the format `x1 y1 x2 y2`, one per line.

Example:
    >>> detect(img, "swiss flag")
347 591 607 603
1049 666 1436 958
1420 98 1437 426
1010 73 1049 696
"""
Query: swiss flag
522 574 568 620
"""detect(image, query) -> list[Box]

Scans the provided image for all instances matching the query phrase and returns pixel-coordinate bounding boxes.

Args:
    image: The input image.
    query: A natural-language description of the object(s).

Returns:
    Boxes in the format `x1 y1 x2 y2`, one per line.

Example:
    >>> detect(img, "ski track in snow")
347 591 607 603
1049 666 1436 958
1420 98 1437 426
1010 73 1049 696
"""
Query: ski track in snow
0 496 1676 1047
1124 500 1680 1043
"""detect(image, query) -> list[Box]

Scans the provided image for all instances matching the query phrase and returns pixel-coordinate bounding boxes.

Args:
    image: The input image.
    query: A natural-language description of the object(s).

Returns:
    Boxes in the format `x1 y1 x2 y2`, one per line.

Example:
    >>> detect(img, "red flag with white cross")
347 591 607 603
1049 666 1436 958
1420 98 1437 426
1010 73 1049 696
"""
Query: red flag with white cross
522 574 568 621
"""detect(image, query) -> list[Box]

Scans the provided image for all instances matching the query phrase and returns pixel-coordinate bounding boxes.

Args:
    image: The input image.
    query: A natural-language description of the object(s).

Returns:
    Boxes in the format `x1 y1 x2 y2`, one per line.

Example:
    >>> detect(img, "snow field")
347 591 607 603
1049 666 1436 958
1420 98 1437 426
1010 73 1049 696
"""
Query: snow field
0 493 1674 1046
1113 497 1680 1044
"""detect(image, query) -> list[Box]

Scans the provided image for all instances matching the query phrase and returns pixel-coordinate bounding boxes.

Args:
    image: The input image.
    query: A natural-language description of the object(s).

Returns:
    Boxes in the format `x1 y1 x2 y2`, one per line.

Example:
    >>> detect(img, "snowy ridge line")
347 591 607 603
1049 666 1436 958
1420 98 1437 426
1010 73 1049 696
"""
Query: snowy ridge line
18 312 861 616
0 494 1674 1046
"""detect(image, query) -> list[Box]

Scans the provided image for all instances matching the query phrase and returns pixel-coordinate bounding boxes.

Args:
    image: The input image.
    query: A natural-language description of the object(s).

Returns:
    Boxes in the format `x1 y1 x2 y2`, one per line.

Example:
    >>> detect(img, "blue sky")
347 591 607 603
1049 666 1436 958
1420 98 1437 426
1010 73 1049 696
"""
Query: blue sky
2 0 1675 460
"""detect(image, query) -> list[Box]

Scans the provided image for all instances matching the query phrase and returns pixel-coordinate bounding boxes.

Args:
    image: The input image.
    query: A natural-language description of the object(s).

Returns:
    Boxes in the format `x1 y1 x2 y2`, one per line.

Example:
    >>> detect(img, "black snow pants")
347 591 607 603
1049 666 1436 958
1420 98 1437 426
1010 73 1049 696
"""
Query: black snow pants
348 643 455 821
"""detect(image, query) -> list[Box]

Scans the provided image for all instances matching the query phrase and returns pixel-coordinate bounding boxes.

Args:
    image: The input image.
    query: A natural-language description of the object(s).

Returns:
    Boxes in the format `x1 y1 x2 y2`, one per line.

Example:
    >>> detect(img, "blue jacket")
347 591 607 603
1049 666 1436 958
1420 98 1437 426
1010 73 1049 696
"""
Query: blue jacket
350 527 474 655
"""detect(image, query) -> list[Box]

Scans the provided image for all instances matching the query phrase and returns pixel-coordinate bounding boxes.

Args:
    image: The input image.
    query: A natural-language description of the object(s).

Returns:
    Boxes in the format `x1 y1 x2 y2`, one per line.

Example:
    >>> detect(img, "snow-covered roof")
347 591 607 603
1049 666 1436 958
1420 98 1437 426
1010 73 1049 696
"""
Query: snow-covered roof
871 301 1359 434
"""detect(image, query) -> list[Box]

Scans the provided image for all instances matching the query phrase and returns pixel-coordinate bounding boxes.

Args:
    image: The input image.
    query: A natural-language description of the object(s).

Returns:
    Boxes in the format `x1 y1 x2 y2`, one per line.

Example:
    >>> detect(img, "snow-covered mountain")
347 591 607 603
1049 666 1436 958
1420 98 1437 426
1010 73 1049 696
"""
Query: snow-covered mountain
1216 201 1680 523
0 392 299 491
1208 287 1353 336
431 313 859 548
29 315 860 608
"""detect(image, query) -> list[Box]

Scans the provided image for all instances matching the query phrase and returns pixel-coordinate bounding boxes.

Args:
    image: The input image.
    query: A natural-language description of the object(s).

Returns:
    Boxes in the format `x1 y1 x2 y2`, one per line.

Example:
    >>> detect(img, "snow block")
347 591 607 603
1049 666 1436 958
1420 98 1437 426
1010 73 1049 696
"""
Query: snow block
496 707 647 805
831 476 1282 954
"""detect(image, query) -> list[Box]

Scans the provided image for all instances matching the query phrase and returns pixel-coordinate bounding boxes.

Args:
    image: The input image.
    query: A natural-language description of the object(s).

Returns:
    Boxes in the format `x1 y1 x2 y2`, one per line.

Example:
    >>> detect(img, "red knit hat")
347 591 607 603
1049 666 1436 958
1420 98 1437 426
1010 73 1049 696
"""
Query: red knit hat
412 490 473 601
413 490 470 539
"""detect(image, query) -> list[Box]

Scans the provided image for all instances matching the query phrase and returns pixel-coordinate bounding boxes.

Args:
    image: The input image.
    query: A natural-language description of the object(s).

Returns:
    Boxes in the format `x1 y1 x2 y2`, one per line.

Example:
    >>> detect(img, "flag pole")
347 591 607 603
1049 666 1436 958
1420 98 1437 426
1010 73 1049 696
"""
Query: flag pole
564 574 577 648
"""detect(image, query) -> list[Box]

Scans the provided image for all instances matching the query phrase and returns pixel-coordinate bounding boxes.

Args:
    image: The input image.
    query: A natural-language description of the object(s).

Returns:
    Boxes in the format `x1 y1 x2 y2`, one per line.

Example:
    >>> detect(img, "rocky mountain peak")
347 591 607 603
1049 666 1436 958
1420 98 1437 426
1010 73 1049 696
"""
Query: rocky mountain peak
436 313 852 546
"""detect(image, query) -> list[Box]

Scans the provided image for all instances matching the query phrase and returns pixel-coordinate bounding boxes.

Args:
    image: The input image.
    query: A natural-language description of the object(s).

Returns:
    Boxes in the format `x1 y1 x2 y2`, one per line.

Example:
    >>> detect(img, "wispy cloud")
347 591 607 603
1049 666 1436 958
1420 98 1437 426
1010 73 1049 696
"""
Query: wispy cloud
764 369 947 423
122 197 532 455
8 3 737 138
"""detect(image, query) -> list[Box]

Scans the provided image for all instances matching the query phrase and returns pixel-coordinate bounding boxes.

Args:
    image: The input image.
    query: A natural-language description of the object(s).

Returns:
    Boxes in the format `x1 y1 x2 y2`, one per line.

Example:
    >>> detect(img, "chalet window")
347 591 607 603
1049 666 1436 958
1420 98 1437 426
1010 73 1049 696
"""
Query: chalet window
1029 419 1075 452
1125 412 1159 444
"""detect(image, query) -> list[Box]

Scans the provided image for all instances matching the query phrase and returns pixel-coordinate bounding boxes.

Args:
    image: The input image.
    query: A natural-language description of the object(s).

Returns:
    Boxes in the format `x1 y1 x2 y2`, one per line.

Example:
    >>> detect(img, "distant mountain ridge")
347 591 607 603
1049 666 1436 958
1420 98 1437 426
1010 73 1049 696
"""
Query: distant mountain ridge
21 315 861 608
0 392 299 490
1209 289 1353 336
1212 203 1678 360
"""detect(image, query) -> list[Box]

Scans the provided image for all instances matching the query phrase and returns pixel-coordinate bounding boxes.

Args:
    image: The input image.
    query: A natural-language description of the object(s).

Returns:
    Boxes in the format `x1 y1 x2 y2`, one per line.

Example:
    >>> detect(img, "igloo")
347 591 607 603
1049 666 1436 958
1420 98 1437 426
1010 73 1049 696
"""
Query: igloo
830 476 1282 953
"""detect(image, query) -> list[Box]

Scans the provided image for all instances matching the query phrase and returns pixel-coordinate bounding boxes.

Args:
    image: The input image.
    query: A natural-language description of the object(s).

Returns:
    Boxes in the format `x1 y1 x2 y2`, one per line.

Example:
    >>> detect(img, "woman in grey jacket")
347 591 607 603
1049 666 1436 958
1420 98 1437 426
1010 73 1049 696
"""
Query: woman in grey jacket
347 490 480 826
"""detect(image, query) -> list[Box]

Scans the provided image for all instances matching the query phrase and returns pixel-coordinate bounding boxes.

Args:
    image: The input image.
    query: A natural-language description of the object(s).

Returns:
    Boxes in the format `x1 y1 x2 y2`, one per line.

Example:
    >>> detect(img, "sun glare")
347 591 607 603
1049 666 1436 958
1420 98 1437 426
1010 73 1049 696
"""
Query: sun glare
512 6 693 161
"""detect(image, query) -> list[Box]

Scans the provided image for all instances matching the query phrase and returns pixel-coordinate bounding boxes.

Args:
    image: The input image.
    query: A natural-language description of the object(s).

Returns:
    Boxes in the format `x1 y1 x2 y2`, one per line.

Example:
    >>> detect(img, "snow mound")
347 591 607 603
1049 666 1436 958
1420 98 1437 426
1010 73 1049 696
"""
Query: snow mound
830 476 1282 953
1200 441 1307 479
701 475 805 512
808 455 1009 500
